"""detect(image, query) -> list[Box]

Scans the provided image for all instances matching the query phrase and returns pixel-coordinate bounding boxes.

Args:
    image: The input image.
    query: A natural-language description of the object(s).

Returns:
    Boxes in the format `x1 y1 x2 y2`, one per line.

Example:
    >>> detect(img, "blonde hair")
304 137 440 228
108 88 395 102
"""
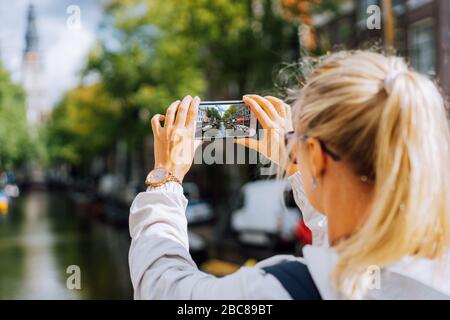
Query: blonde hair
292 51 450 298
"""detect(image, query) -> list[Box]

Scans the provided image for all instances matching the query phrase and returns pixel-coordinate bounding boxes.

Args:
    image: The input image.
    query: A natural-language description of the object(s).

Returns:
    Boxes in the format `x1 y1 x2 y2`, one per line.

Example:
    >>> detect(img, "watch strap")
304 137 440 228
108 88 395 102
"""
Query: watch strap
166 173 181 185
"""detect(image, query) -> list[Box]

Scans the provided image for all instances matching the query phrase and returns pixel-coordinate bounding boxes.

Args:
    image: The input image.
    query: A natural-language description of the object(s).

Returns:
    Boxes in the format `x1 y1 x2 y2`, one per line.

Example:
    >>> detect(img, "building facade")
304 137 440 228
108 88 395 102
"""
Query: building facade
22 4 47 125
198 107 211 123
314 0 450 101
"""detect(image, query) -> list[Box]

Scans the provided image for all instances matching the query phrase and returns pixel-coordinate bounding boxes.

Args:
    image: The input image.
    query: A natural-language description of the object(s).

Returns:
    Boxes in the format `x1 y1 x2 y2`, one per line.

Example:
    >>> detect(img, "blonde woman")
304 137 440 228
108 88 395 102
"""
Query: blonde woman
129 51 450 299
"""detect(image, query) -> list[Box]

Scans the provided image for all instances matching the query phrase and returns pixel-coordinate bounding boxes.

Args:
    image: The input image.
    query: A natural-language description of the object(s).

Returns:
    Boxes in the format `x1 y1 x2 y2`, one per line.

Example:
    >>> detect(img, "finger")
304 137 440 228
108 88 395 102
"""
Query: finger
186 96 200 131
265 96 287 119
243 96 274 128
151 114 164 136
247 95 282 123
164 100 180 129
174 95 193 127
285 104 293 131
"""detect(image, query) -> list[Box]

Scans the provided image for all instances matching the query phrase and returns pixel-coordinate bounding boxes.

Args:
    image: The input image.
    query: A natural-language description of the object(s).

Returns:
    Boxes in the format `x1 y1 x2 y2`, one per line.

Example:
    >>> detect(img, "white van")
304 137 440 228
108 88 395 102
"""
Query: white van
231 179 300 246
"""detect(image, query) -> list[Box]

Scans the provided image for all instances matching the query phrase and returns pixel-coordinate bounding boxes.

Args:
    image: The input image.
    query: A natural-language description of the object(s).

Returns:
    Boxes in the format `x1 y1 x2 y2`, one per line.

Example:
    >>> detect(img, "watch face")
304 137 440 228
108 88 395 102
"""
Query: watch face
147 168 169 184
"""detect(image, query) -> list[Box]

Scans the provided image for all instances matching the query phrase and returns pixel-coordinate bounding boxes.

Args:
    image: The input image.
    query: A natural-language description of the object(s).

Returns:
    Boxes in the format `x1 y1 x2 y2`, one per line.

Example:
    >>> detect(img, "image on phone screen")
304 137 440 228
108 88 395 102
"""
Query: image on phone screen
195 101 257 139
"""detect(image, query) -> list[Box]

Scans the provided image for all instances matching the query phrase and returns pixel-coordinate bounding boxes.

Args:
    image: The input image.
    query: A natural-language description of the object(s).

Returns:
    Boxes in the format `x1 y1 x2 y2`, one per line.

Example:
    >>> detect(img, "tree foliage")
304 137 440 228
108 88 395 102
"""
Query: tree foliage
45 83 120 166
0 62 32 169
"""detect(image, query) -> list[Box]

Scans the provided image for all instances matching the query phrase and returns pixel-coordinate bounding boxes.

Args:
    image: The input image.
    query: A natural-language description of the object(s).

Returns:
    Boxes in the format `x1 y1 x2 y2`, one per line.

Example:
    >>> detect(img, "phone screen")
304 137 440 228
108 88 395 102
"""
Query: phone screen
195 101 257 139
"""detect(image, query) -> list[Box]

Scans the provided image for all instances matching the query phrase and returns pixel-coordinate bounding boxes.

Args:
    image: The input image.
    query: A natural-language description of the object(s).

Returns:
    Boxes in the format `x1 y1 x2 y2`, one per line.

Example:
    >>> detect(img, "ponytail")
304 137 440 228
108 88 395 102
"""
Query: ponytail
295 51 450 298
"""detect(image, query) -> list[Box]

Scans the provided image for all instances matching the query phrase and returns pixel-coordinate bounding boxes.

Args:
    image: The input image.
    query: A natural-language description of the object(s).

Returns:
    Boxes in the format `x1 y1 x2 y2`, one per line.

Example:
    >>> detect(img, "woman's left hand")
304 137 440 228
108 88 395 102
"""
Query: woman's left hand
151 95 201 182
235 94 297 176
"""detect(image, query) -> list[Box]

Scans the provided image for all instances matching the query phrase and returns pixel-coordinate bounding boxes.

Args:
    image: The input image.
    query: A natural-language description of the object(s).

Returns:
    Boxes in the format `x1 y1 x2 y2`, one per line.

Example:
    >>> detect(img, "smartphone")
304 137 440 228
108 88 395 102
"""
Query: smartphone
195 101 257 139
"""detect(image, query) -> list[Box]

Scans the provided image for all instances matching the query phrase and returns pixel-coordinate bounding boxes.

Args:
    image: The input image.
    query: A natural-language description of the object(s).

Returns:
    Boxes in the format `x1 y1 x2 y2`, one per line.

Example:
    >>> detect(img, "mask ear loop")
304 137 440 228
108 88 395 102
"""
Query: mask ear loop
310 177 317 189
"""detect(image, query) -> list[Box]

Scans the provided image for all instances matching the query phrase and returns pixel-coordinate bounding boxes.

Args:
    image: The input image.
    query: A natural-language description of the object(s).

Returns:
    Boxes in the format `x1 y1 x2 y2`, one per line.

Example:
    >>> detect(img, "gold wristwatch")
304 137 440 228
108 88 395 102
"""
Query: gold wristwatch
145 167 181 187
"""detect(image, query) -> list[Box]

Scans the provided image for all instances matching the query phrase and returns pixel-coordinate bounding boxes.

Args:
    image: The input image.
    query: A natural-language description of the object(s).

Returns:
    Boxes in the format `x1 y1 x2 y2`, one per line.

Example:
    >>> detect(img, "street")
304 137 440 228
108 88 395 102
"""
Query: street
196 121 250 138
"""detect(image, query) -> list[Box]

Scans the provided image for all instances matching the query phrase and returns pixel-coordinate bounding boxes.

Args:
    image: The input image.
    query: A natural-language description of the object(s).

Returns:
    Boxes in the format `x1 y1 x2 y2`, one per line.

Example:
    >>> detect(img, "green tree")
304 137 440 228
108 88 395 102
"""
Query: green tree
45 83 120 167
222 105 238 120
206 107 222 121
0 62 32 169
144 0 300 97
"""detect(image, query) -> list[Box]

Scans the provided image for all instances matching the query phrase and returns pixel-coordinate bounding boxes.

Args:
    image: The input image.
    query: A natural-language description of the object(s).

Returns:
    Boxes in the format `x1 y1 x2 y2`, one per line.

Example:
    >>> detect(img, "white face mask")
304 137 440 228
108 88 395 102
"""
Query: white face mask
288 171 328 247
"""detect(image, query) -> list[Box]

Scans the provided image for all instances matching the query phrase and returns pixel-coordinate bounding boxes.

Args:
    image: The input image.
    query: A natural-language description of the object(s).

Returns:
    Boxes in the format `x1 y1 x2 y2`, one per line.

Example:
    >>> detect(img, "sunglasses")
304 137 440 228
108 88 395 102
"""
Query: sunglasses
284 131 341 163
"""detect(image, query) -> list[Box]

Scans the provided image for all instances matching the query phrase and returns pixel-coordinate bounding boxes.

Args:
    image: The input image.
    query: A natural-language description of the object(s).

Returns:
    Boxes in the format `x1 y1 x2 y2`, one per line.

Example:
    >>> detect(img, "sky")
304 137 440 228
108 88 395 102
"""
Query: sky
216 106 229 117
0 0 103 108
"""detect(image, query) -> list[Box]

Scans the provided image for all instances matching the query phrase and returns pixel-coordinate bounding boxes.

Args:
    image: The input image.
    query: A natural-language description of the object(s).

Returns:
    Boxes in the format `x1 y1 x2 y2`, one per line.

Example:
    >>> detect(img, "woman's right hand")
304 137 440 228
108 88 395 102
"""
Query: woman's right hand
235 94 297 176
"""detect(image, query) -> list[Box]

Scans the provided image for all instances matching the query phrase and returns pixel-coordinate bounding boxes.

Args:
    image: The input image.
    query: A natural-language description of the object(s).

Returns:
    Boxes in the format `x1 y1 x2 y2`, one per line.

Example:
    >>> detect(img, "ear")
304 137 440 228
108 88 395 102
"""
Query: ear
306 138 327 179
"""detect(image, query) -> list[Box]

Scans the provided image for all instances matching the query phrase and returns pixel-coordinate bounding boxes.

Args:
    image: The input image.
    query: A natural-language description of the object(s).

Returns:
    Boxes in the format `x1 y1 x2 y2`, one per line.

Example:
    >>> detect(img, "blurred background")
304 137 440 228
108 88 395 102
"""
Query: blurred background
0 0 449 299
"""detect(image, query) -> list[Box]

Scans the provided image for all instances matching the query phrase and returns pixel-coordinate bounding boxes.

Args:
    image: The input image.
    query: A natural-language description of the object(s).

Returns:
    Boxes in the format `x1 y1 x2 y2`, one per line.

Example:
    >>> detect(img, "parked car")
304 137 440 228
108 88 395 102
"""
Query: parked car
183 182 213 225
202 124 213 132
231 179 300 247
4 184 20 199
98 174 124 199
295 219 312 245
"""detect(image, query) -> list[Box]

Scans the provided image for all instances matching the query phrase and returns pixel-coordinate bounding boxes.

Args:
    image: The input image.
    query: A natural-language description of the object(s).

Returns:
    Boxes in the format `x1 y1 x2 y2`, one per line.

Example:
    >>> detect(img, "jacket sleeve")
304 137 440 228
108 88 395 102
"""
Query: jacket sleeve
128 182 291 300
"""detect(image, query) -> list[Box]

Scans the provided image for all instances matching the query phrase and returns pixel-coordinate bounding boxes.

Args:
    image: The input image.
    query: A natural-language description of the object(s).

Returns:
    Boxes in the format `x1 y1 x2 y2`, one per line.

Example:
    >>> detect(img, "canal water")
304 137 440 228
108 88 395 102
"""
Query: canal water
0 189 133 299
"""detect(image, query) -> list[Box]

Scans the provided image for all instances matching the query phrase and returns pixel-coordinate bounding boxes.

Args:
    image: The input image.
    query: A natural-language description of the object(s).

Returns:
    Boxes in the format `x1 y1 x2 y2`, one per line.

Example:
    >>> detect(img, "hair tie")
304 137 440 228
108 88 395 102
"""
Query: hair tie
384 70 408 95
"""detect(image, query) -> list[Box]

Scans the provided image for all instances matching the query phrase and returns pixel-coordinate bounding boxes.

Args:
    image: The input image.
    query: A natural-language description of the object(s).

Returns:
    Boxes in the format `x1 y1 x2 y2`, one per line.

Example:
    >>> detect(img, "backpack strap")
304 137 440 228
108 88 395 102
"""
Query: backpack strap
262 261 322 300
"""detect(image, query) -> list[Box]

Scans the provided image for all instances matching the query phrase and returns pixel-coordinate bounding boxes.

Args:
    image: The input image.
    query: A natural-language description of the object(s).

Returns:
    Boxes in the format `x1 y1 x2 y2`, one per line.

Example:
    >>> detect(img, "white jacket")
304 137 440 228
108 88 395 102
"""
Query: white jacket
129 174 450 300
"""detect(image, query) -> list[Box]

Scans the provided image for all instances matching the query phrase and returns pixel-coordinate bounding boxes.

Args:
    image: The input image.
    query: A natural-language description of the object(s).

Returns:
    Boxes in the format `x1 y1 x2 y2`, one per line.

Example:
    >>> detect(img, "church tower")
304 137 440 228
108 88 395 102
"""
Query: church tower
22 3 46 124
